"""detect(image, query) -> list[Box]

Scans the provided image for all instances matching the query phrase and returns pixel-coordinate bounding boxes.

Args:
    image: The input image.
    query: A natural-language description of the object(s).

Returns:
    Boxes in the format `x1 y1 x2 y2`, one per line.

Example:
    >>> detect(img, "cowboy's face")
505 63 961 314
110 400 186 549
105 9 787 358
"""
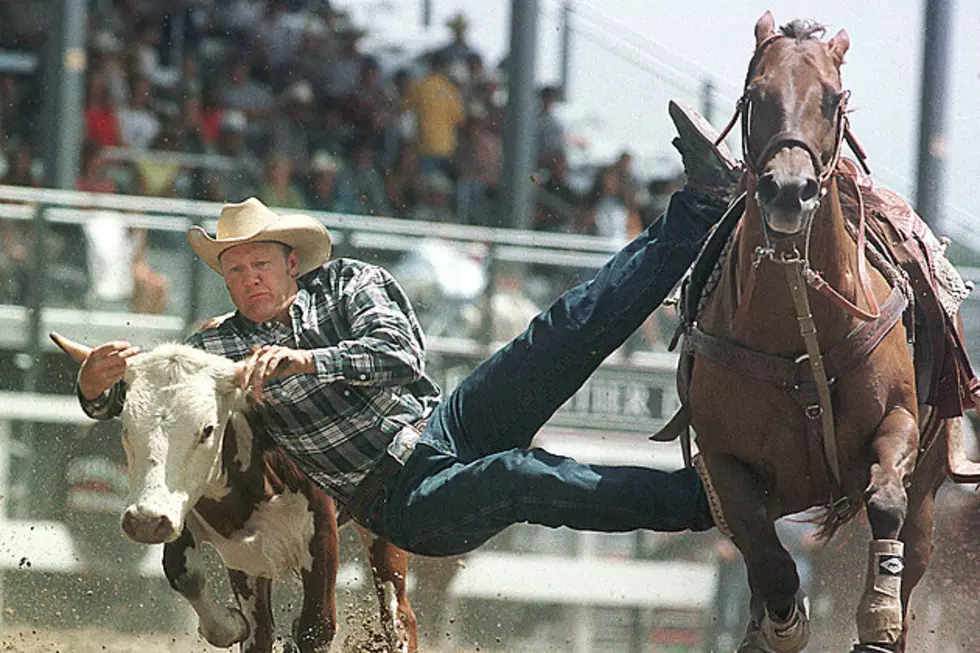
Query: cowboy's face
219 241 299 324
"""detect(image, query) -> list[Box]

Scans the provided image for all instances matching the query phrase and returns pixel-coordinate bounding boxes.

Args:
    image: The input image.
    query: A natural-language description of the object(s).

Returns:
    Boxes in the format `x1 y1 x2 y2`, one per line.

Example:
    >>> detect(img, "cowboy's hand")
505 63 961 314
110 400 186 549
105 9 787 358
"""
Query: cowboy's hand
78 341 141 400
240 345 315 400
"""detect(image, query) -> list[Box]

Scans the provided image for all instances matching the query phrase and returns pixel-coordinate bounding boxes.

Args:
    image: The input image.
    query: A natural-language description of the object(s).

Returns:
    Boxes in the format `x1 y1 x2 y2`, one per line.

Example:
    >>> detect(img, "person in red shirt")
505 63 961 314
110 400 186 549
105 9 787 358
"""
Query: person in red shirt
84 71 121 148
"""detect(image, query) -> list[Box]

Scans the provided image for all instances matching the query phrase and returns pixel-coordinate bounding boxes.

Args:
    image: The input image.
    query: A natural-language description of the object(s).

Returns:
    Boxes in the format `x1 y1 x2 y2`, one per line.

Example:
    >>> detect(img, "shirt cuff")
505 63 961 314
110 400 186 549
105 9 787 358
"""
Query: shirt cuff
312 347 346 383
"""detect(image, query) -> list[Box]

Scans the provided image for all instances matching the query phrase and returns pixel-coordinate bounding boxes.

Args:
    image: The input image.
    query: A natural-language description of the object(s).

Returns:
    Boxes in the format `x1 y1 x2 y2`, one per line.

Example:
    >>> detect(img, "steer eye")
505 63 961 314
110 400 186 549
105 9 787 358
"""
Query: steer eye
200 424 215 443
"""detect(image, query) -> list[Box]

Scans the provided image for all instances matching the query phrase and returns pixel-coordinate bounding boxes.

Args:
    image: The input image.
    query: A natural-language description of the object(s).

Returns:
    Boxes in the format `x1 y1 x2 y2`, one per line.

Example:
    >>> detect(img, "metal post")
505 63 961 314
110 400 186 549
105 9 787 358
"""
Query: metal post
497 0 539 229
41 0 87 189
559 0 572 102
913 0 952 229
422 0 432 27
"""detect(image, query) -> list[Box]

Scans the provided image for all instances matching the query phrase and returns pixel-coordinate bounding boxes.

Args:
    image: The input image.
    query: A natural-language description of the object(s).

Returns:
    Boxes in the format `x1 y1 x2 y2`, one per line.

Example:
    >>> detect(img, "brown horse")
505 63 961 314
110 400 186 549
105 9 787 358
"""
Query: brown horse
685 12 962 653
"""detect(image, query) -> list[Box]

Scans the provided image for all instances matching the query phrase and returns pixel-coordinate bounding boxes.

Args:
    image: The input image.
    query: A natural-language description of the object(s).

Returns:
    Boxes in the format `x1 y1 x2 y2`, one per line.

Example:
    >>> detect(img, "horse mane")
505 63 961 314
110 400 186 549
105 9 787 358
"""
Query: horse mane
779 19 826 42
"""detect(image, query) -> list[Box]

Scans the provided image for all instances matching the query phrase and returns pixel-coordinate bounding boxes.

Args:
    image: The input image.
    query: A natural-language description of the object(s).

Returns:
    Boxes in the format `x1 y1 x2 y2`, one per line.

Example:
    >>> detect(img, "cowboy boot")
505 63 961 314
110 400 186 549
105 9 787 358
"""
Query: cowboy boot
669 100 741 203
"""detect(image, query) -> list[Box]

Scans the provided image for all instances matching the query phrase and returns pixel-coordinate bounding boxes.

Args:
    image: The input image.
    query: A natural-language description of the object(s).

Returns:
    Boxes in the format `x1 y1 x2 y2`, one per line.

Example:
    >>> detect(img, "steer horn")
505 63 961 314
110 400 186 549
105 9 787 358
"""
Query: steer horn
49 332 93 364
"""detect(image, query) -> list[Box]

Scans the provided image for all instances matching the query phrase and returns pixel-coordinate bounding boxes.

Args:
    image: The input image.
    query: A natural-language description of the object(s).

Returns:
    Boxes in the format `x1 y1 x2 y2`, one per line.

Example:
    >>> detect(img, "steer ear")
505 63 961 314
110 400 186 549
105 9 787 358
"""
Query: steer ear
49 332 93 364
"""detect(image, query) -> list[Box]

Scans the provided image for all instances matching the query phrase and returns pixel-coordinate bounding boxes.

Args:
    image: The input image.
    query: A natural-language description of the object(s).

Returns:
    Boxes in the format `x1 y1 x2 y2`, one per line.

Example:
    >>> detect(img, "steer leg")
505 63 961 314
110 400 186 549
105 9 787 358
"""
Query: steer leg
228 571 274 653
163 529 248 648
293 493 339 653
358 525 418 653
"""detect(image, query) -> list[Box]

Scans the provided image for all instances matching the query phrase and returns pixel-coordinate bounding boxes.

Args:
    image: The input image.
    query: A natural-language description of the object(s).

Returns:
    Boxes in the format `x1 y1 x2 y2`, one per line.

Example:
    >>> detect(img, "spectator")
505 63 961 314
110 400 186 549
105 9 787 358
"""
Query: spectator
533 152 580 233
336 138 388 216
322 20 367 101
89 30 129 107
385 143 425 218
434 12 480 68
117 76 161 150
198 110 262 203
309 96 354 159
2 145 37 188
82 209 171 314
278 20 332 97
254 0 307 73
455 103 501 225
343 57 396 158
76 142 118 194
220 57 276 147
614 150 639 215
136 121 190 198
306 150 356 213
175 92 210 154
269 80 315 177
0 144 36 303
84 71 121 148
403 51 464 178
391 68 418 159
411 172 456 223
257 153 306 210
198 84 225 146
586 166 630 244
537 85 566 167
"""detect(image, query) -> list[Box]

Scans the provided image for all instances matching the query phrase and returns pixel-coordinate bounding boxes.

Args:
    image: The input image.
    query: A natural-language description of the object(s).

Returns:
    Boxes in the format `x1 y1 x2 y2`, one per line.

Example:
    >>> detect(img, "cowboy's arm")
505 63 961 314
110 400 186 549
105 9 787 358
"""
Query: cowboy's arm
311 265 426 386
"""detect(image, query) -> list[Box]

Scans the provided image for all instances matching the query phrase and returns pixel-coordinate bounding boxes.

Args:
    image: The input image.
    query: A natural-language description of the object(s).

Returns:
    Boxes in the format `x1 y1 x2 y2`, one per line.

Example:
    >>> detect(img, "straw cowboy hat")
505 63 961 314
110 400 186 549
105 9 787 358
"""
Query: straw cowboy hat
187 197 332 276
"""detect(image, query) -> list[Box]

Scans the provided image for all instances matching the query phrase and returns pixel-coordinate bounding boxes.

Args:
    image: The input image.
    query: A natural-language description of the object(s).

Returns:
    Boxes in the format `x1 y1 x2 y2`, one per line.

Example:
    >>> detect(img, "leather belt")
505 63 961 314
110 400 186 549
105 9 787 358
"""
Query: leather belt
346 419 426 525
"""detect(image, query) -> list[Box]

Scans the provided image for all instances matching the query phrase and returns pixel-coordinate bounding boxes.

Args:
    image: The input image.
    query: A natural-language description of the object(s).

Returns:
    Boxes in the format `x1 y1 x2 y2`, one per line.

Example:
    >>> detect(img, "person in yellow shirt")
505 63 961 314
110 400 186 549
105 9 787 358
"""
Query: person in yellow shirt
403 51 464 178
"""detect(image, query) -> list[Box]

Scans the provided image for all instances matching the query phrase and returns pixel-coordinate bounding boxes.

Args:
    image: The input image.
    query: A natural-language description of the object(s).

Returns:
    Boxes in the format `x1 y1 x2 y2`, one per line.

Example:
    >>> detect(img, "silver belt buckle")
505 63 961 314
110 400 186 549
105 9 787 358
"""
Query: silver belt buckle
387 425 420 465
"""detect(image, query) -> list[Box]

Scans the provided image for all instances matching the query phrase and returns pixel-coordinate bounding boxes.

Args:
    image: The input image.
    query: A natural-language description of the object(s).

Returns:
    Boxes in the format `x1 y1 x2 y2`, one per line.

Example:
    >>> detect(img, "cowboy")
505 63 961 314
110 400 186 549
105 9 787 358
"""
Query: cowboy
74 104 738 556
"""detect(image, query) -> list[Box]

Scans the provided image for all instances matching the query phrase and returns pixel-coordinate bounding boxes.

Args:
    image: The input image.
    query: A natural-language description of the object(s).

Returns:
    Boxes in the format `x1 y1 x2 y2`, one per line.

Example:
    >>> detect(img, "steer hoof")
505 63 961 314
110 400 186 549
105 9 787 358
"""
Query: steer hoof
198 606 248 648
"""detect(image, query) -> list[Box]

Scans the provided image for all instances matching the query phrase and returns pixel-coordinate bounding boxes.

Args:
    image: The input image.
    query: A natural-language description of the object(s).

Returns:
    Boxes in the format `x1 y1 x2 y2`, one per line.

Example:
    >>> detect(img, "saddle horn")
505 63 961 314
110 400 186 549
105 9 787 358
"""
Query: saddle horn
49 332 93 364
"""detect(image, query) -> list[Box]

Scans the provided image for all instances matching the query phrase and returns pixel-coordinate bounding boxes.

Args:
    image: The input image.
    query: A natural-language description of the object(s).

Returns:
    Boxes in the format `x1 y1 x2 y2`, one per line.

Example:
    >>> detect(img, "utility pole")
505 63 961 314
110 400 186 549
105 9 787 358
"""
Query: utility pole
41 0 87 189
422 0 432 27
559 0 572 102
497 0 539 229
914 0 952 229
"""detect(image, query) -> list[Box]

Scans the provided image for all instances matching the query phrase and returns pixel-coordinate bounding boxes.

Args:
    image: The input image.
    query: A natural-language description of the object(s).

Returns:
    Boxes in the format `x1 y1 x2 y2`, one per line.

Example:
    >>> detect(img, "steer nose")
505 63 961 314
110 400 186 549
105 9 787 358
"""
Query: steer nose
757 171 820 212
121 506 176 544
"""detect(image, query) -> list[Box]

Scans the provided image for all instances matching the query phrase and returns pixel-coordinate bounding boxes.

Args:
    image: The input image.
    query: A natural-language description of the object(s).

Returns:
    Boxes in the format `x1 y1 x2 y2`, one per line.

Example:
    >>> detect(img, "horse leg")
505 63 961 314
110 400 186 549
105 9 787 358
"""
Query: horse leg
293 493 340 653
888 418 946 653
856 407 917 650
357 524 419 653
706 453 809 653
227 571 274 653
163 529 248 648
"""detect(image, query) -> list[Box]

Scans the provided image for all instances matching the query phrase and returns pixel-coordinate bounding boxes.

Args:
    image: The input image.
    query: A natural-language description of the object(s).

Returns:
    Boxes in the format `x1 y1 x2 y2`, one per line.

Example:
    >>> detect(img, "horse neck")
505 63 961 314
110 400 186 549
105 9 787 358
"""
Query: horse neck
732 179 859 352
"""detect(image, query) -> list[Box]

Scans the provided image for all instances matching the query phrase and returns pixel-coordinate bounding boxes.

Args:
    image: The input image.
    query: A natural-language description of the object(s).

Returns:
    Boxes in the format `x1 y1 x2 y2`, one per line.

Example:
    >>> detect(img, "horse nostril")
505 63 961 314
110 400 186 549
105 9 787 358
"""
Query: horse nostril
758 174 779 203
800 178 819 202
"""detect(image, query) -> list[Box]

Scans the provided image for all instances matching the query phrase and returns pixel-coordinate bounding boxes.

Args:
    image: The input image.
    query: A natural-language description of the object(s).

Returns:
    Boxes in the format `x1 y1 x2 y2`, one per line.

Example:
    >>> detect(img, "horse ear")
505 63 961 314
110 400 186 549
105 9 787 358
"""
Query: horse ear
755 11 776 47
827 28 850 65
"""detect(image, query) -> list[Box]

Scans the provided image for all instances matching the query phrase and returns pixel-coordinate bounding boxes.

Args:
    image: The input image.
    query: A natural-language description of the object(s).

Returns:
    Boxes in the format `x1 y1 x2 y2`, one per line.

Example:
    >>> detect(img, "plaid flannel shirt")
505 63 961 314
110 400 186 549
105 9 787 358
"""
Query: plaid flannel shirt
79 258 442 502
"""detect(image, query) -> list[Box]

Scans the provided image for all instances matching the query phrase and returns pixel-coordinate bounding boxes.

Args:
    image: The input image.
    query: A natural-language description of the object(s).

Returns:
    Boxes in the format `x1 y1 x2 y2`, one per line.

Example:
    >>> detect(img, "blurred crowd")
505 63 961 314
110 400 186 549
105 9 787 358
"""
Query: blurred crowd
0 0 682 327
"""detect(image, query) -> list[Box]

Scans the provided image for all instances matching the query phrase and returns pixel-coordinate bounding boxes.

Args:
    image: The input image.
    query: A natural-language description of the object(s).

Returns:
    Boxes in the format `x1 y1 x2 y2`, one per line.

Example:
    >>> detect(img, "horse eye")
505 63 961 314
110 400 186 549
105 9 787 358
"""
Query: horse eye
200 424 215 442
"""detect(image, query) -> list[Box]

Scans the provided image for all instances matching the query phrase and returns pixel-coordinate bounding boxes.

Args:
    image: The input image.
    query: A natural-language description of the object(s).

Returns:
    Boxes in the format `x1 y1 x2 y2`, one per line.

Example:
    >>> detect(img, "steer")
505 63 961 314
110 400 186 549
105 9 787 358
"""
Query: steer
52 333 418 653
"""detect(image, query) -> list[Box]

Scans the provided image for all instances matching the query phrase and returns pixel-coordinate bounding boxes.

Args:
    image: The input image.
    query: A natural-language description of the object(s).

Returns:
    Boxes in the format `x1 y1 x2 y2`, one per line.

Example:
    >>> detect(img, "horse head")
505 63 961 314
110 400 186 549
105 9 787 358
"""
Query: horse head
743 11 850 236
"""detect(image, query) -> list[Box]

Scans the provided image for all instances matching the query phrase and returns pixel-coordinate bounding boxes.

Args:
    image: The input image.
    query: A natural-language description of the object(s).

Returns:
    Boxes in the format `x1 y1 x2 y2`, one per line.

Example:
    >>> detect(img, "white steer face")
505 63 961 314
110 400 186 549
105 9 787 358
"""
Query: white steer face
118 346 244 544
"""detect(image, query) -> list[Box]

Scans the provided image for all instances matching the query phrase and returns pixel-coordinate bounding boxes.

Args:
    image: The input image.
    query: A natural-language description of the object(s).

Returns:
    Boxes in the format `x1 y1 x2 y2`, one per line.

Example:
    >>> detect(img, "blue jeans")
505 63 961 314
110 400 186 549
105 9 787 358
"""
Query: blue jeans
368 192 723 556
